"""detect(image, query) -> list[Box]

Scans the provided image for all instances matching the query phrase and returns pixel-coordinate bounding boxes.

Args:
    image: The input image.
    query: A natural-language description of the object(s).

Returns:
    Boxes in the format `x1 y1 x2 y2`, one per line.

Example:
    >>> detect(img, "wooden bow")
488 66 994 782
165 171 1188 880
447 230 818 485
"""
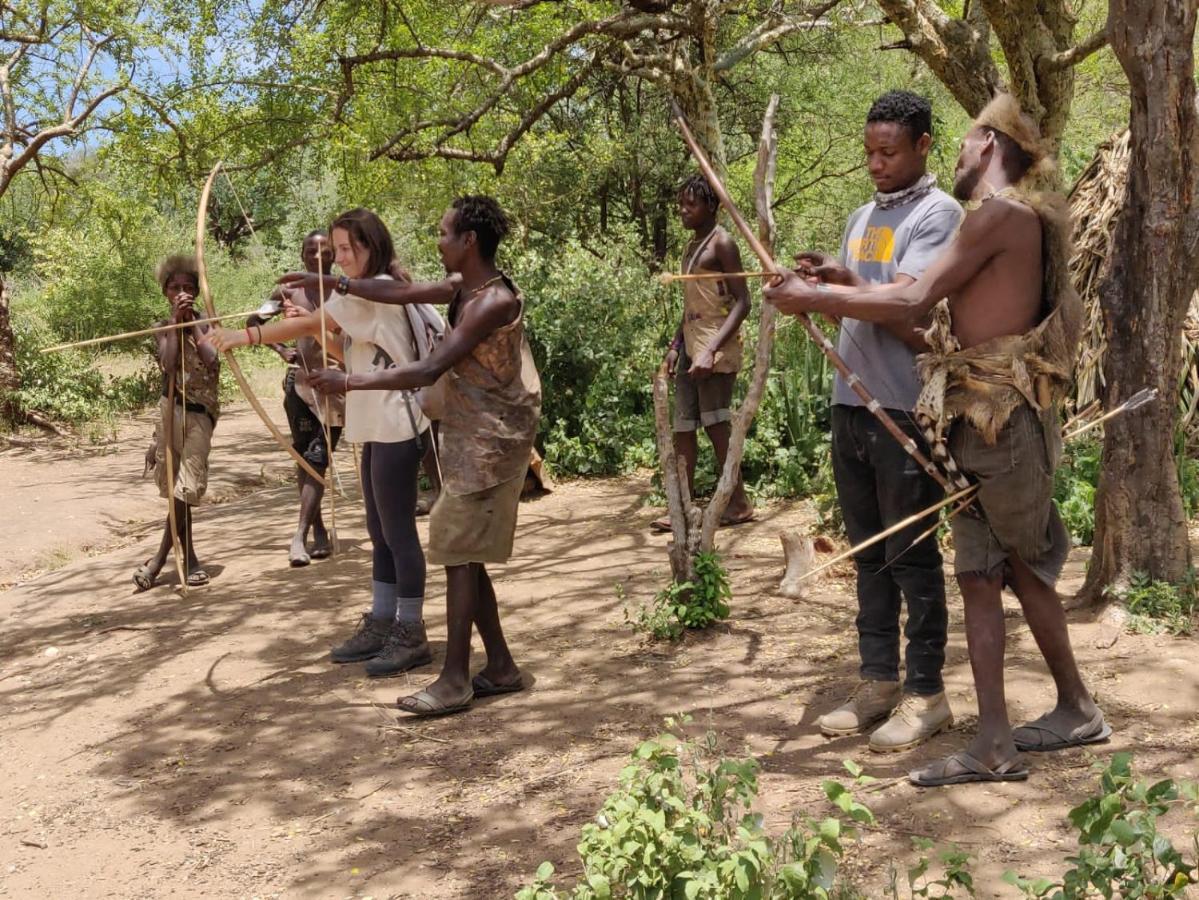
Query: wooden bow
669 103 958 493
194 161 327 485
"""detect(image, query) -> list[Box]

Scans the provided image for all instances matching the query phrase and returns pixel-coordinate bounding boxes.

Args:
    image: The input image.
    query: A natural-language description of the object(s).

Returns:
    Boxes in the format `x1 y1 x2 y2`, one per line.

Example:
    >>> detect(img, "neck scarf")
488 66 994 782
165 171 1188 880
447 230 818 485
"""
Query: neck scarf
874 172 938 211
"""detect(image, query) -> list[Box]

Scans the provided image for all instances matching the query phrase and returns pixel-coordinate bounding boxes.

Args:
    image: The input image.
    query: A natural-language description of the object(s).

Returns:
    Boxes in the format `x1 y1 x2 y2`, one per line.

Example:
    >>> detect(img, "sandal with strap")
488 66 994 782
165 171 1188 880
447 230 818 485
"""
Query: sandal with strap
1014 709 1112 752
909 750 1029 787
132 560 157 592
472 673 525 698
397 687 474 718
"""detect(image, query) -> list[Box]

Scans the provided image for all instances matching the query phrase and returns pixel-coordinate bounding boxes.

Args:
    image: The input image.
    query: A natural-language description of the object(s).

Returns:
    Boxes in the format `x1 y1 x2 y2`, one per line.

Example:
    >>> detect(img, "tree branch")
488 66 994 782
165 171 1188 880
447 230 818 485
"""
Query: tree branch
1041 20 1109 71
7 82 124 179
378 55 600 174
874 0 1002 115
714 13 831 71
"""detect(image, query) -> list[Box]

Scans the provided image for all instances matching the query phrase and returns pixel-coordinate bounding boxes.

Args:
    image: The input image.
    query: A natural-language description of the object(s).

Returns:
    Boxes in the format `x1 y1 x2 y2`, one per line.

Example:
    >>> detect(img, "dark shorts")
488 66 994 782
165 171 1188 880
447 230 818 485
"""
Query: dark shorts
284 372 342 471
948 403 1070 588
673 349 735 432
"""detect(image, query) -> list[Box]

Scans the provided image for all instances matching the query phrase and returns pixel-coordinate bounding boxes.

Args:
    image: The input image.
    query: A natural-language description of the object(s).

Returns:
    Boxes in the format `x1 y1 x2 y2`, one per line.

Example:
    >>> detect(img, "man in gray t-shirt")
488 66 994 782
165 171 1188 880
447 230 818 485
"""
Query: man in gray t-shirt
796 91 962 753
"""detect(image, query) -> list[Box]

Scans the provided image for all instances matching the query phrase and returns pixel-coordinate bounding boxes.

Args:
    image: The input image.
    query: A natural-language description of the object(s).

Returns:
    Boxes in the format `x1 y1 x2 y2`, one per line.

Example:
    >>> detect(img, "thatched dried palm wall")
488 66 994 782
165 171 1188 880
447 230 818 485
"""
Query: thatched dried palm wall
1067 131 1199 435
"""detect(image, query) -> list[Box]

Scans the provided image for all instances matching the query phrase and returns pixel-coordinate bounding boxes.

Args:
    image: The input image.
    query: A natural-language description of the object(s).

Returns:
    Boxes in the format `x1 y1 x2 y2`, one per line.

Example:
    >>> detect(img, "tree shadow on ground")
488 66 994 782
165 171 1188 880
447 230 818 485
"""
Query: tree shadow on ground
1 474 1197 897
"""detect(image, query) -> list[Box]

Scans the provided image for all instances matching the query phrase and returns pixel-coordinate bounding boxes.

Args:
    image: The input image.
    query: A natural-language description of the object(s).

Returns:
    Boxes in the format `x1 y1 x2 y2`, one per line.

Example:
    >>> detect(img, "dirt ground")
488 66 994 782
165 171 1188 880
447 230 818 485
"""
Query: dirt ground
2 397 1198 899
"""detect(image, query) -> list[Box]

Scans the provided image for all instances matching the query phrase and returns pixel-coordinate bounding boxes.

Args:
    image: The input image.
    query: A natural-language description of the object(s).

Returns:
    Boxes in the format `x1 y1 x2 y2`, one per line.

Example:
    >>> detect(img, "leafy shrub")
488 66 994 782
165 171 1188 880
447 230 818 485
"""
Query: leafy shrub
1120 571 1197 636
517 719 873 900
1004 753 1199 899
1054 438 1101 546
513 231 666 478
8 313 158 425
628 550 733 641
899 838 976 899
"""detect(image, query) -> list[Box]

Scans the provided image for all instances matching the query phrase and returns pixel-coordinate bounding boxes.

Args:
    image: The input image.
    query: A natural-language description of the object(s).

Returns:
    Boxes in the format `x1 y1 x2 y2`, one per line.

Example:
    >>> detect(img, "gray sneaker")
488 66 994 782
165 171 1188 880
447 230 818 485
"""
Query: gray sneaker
330 612 391 663
364 620 433 677
818 679 901 736
869 691 953 752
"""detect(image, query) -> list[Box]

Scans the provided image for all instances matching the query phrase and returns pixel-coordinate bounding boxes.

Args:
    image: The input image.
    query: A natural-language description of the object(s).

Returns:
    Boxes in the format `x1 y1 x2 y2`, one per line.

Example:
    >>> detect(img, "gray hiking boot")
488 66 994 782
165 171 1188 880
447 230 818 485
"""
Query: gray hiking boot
364 620 433 678
330 612 391 663
869 691 953 752
818 679 901 736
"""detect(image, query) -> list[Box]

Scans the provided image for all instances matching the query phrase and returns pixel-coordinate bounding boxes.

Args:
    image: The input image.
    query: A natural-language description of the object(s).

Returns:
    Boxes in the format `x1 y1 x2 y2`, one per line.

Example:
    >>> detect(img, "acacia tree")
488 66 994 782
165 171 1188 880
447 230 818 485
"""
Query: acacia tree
1078 0 1198 598
0 0 140 420
332 1 839 175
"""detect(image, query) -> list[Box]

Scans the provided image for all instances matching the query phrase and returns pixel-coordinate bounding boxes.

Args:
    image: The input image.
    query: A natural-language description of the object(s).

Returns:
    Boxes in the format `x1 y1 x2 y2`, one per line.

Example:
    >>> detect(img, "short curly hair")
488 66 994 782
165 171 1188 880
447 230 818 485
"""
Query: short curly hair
678 173 718 211
451 195 511 260
866 90 933 143
155 254 200 292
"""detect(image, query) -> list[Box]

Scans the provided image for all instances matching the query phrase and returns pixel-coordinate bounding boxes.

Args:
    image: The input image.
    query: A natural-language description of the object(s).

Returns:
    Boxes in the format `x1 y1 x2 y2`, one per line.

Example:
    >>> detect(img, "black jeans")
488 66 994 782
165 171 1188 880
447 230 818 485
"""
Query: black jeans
831 404 947 695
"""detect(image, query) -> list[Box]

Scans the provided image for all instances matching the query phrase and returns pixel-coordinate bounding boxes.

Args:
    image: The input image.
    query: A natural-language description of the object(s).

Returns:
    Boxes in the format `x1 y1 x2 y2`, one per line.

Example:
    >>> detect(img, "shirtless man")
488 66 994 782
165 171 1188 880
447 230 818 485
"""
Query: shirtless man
765 94 1105 786
133 256 221 590
249 231 342 566
653 174 753 531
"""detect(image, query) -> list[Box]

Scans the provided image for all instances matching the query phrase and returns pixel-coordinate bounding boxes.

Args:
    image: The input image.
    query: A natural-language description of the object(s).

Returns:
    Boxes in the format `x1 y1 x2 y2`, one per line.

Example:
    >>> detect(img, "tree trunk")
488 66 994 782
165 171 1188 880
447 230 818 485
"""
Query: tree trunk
0 275 19 419
1079 0 1198 602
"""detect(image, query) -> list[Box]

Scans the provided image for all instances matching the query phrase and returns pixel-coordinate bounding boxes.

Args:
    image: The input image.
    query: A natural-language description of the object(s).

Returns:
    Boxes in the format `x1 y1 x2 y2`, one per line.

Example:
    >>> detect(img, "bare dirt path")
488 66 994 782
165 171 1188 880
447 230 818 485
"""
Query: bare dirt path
1 404 1197 898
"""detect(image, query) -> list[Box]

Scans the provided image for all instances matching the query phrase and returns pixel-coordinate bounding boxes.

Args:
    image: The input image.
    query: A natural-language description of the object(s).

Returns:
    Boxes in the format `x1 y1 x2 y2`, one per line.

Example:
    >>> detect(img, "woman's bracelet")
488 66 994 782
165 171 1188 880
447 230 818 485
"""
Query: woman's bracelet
245 326 255 345
255 324 264 345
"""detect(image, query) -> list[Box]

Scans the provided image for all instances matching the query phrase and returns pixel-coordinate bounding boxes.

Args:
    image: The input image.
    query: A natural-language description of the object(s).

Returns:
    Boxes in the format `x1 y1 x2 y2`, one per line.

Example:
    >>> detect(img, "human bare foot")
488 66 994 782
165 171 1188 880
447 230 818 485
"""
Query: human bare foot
309 527 331 560
289 534 311 567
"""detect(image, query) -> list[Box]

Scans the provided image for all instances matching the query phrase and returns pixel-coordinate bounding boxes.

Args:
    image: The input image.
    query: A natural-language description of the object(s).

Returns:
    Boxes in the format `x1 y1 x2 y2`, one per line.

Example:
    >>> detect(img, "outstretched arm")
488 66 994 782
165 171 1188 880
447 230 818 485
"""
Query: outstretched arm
276 271 461 306
765 202 1006 324
308 289 517 395
205 307 331 353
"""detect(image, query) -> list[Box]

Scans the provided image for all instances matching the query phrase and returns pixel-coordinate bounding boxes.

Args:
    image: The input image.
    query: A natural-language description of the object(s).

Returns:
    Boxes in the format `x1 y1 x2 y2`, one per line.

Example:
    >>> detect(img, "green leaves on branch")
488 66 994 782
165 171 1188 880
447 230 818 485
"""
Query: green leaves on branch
628 550 732 641
1004 754 1199 899
517 718 875 899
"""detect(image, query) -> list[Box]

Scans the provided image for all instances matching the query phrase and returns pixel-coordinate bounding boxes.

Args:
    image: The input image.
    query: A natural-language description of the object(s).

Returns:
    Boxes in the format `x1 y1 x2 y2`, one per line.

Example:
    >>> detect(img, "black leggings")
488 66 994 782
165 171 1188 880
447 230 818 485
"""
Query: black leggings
360 438 425 599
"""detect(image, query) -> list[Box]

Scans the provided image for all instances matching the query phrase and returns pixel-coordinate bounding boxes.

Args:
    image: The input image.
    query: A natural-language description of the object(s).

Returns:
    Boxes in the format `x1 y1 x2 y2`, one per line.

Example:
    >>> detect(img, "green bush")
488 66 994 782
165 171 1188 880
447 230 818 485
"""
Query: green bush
514 231 666 477
1054 438 1101 546
1005 754 1199 899
628 550 733 641
517 719 873 900
8 313 158 425
1120 571 1197 636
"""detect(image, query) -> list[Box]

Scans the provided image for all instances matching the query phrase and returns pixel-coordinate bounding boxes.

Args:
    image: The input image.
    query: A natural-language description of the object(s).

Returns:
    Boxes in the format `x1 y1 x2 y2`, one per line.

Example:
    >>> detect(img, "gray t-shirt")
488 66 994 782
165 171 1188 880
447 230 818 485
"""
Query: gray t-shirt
831 188 962 410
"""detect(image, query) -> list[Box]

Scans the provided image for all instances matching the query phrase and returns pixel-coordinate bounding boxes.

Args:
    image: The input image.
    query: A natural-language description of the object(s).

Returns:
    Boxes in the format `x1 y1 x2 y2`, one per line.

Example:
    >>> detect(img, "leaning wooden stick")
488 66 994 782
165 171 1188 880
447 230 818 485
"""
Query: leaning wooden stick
698 92 781 552
41 309 263 353
670 102 959 493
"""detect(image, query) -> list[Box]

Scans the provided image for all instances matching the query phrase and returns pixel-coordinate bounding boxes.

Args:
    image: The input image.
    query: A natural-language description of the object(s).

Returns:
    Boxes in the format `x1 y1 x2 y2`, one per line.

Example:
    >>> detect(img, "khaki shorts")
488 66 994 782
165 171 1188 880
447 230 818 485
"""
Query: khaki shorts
155 397 215 506
673 349 736 432
948 403 1069 588
427 473 524 567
